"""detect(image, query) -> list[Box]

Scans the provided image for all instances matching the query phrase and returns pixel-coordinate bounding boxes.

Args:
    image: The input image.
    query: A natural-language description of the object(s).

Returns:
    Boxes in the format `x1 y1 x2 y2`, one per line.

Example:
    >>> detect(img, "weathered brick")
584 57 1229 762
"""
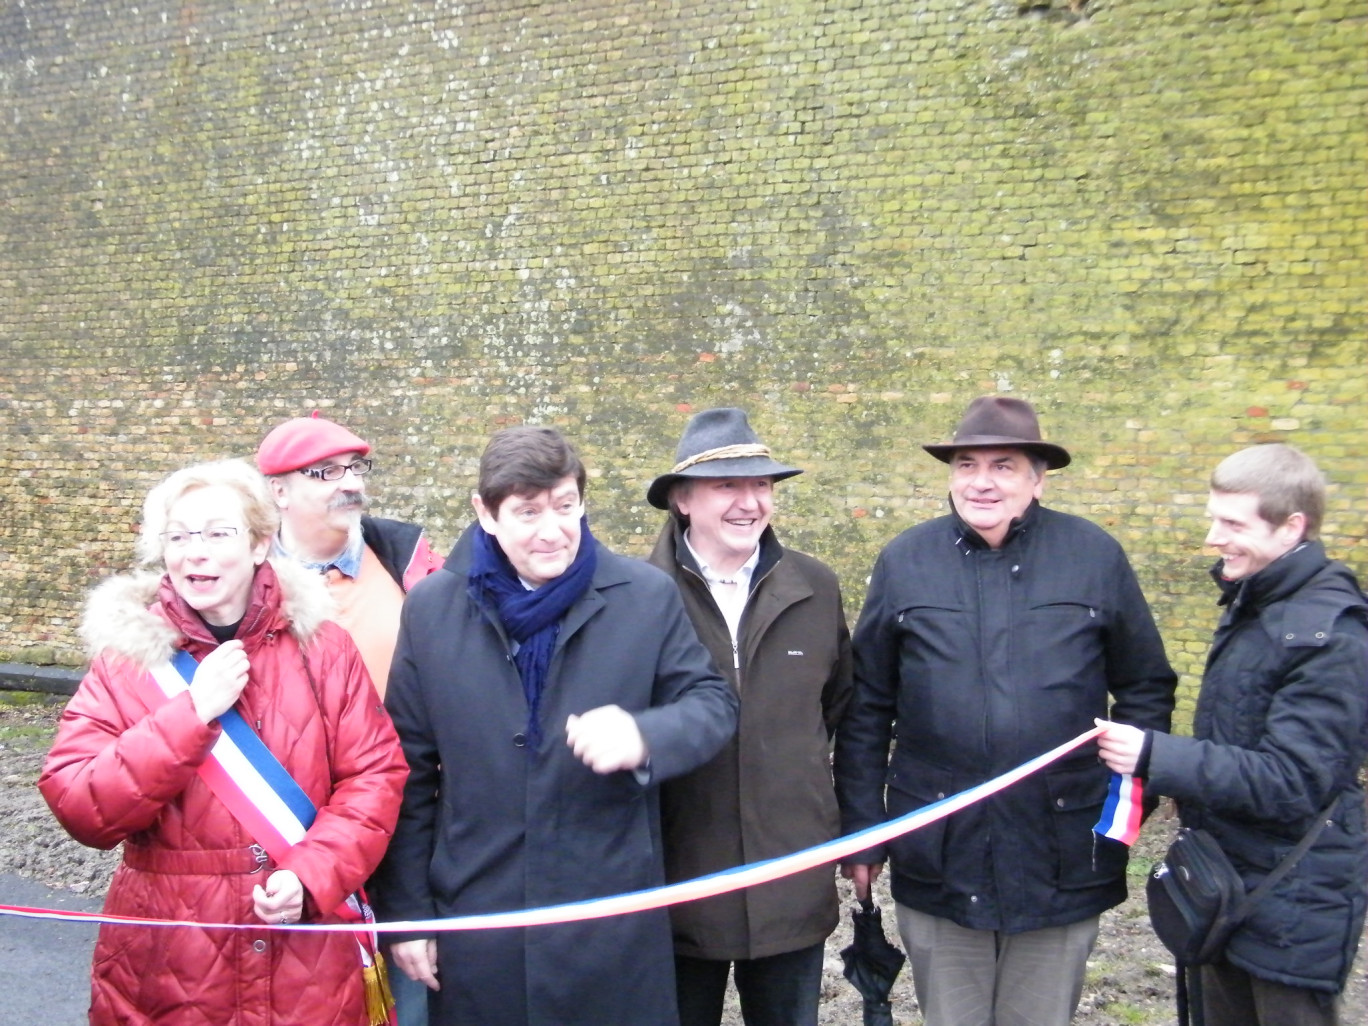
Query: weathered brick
1 0 1363 727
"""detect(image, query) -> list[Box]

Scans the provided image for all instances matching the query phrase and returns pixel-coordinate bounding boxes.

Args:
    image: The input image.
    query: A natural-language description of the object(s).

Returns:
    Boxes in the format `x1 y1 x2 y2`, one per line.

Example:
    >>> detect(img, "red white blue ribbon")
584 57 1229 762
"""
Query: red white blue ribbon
3 725 1109 934
1093 772 1144 846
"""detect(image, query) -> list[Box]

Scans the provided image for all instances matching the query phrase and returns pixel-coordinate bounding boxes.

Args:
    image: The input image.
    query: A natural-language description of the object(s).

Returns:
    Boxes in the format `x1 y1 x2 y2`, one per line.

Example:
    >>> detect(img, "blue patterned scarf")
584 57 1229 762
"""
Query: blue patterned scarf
467 517 597 748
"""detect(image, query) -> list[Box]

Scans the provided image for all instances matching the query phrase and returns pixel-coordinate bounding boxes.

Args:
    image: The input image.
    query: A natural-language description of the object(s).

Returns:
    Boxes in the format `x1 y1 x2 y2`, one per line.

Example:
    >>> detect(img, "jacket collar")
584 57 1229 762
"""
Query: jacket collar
650 518 814 649
655 516 783 589
1212 539 1327 612
79 556 333 669
157 559 290 649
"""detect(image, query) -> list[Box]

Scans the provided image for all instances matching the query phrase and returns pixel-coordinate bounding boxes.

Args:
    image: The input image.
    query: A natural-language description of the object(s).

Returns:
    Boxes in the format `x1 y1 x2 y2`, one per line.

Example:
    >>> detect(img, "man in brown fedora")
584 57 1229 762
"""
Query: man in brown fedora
835 396 1176 1026
647 407 853 1026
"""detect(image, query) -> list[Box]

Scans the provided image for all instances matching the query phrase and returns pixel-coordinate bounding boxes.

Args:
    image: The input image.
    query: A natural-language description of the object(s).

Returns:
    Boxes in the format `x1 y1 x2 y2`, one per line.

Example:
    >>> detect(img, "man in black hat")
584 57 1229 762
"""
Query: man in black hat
647 407 853 1026
834 396 1177 1026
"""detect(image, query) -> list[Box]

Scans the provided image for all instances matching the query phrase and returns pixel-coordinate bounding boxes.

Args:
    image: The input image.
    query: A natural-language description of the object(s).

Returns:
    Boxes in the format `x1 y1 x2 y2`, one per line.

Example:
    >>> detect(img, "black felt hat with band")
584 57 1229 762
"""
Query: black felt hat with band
647 407 803 510
922 396 1071 470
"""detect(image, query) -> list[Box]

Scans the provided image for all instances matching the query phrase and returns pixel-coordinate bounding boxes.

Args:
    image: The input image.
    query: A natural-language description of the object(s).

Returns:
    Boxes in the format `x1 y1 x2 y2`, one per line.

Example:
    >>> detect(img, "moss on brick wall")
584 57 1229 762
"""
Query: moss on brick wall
2 0 1365 726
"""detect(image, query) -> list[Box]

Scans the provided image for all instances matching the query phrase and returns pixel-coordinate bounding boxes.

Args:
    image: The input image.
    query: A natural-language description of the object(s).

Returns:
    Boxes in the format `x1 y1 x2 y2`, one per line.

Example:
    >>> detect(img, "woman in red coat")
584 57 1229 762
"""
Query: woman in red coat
39 459 408 1026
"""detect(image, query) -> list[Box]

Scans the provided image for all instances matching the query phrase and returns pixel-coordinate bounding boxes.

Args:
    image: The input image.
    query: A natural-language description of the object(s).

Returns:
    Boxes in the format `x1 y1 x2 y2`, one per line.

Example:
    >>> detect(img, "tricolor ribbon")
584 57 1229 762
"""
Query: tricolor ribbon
1093 771 1145 846
3 724 1116 934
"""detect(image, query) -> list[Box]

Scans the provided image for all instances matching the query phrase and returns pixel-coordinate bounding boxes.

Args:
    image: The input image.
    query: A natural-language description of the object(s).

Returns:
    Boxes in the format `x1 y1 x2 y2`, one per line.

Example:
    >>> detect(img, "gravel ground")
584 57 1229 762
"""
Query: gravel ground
3 695 1364 1025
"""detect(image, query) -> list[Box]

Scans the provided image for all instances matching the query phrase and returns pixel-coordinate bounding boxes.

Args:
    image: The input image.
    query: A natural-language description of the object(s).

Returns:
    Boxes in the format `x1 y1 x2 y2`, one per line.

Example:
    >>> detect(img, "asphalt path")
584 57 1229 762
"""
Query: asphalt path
0 873 101 1025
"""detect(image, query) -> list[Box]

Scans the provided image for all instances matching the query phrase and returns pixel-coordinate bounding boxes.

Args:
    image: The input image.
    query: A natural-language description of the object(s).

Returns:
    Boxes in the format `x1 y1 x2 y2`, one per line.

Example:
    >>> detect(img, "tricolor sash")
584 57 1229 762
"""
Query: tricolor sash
138 648 394 1025
147 650 314 856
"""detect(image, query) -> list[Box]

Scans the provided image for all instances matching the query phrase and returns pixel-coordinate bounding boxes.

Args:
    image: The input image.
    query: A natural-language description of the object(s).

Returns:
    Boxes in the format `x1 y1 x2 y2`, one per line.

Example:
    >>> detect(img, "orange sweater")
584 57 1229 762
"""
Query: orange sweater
326 545 406 698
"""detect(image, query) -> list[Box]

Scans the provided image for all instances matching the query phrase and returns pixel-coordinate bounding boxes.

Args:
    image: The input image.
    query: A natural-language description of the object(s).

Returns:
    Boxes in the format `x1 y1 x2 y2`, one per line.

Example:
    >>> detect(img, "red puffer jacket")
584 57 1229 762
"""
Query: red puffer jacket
39 558 408 1026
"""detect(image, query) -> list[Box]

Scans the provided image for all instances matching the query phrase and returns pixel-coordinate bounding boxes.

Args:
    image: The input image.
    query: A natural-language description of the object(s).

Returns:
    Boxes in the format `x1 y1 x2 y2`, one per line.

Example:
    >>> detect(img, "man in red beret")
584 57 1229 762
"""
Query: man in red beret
256 412 439 698
257 411 439 1026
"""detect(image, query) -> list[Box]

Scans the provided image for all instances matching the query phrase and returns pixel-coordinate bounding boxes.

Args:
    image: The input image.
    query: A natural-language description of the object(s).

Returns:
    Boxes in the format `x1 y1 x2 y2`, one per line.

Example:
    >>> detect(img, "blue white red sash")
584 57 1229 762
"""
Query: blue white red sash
147 650 315 858
1093 771 1144 846
140 651 383 960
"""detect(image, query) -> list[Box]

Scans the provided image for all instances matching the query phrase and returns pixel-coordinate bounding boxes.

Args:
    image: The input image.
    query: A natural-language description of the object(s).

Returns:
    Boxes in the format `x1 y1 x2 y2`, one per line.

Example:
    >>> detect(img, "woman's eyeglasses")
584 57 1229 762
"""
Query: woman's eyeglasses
161 526 241 549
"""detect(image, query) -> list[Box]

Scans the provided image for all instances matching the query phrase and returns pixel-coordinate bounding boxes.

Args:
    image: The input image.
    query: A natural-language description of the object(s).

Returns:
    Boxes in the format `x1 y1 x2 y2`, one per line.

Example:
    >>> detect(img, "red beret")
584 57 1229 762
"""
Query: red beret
256 413 371 475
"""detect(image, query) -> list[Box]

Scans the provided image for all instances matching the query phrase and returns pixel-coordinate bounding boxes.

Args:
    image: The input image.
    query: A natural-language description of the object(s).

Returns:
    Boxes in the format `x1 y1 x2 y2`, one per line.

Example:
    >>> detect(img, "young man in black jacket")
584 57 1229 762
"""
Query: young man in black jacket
1097 443 1368 1026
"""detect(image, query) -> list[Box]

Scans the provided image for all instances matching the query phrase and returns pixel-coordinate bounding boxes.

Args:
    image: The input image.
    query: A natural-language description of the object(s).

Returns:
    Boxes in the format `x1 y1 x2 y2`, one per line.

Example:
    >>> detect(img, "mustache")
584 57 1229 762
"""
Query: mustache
328 491 367 512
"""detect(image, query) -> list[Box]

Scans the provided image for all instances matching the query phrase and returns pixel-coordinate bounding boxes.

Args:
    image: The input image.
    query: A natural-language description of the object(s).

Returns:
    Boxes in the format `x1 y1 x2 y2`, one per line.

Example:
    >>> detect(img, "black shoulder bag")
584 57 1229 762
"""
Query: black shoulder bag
1147 798 1338 1026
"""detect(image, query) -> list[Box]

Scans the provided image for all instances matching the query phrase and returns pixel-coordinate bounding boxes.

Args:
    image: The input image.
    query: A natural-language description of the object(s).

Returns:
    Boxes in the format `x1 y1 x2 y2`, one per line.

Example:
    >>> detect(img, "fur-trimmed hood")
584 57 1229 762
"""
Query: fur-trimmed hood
80 556 336 669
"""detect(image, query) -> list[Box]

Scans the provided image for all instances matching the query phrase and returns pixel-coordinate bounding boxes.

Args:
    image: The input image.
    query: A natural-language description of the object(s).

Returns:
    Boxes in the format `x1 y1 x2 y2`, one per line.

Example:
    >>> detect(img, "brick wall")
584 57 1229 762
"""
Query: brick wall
2 0 1365 724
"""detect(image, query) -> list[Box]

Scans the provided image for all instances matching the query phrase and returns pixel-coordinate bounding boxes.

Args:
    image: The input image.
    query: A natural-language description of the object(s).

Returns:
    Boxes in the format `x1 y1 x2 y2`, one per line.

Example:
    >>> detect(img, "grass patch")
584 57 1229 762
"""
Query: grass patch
0 692 64 708
1126 855 1157 883
1099 1002 1156 1024
0 722 56 744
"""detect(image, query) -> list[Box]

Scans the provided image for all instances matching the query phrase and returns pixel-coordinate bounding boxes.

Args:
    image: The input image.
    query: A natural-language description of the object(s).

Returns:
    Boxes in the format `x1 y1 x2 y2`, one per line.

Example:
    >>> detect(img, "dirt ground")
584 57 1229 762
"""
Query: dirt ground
2 695 1364 1025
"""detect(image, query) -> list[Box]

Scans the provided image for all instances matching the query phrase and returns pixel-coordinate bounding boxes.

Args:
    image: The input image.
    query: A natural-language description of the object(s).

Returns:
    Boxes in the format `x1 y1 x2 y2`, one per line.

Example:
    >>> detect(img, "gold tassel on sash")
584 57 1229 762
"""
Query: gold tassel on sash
363 948 396 1026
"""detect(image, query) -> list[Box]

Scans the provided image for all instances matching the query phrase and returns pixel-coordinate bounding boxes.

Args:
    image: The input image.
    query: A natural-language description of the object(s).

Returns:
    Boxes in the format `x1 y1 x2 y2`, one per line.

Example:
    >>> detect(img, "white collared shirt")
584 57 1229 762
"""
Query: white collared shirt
683 531 760 669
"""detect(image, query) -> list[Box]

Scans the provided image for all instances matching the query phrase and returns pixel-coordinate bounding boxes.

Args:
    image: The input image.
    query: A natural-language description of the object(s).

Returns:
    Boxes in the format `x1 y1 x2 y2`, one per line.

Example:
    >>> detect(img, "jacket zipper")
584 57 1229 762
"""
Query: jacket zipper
680 557 780 678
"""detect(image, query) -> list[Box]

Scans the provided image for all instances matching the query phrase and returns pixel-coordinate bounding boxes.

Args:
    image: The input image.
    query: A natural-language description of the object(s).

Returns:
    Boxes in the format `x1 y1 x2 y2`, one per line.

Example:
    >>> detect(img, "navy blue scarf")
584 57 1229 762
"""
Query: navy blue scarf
467 517 598 748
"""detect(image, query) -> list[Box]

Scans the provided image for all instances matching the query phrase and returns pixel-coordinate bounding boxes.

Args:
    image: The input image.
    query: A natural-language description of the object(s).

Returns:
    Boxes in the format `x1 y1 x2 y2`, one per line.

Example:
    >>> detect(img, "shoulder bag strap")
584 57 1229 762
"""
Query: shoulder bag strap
1231 795 1339 922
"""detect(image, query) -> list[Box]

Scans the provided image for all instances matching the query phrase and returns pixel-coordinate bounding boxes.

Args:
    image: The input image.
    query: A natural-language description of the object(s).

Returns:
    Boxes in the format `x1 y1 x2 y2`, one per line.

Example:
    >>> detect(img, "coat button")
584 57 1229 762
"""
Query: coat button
253 940 267 953
970 895 979 904
937 792 946 800
1056 798 1066 807
512 733 527 748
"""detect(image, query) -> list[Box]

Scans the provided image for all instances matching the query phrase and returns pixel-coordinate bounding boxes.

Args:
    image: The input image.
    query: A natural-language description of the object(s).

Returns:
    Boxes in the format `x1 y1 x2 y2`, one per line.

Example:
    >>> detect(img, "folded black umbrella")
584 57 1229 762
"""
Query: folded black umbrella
840 896 907 1026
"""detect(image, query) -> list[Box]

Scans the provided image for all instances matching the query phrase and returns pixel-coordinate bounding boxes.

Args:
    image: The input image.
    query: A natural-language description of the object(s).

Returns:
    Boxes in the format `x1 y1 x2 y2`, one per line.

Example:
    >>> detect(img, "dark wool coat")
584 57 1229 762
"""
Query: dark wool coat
834 501 1177 933
1146 542 1368 993
371 528 738 1026
649 521 853 962
38 560 408 1026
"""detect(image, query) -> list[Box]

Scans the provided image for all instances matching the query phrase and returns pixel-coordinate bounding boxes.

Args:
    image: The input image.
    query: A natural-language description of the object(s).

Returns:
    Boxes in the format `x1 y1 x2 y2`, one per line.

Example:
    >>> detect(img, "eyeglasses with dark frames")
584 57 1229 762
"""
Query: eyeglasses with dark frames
161 526 241 548
297 458 373 482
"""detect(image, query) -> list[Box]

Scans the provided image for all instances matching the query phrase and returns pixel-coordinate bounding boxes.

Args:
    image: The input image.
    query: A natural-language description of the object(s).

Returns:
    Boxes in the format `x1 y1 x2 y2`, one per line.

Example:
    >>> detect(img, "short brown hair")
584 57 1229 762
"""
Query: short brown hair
477 426 587 513
138 459 279 564
1210 443 1325 540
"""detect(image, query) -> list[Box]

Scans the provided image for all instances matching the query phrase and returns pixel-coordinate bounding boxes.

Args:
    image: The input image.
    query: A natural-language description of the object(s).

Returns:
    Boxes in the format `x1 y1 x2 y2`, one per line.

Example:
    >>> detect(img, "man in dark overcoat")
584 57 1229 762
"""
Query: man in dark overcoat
646 408 853 1026
1098 443 1368 1026
371 426 738 1026
835 396 1177 1026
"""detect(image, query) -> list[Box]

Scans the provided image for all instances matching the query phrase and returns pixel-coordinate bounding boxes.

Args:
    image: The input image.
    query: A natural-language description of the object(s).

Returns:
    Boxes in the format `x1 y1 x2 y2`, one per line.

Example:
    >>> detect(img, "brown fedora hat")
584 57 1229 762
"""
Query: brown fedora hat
922 396 1071 469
